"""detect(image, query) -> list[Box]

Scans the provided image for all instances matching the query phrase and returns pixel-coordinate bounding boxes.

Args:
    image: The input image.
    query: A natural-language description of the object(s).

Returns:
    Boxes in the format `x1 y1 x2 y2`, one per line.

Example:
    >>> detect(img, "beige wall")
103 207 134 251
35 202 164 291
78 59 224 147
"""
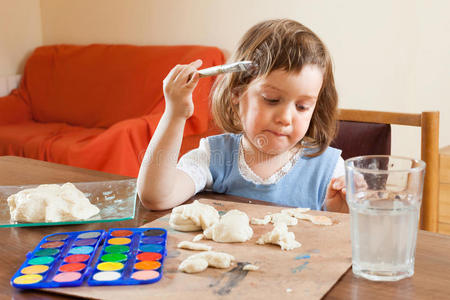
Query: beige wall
0 0 42 76
4 0 450 158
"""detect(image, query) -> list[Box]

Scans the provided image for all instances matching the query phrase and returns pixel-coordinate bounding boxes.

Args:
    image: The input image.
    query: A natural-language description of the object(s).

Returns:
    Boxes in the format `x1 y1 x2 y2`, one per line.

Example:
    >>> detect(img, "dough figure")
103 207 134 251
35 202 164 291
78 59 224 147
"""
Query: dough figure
8 183 99 223
256 224 301 251
169 200 219 231
178 251 235 273
177 241 212 251
203 209 253 243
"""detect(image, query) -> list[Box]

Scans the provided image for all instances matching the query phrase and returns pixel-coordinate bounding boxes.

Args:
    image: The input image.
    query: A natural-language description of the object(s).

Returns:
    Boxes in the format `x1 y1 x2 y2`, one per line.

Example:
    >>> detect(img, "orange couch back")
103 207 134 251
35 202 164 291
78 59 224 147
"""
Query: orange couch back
22 44 224 129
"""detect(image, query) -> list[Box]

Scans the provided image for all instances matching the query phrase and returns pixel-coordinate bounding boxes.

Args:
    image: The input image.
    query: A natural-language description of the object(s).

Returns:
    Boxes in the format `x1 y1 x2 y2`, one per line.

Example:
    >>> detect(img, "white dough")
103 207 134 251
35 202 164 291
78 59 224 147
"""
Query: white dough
243 264 259 271
7 183 100 223
169 200 220 232
251 215 271 225
294 213 333 226
270 213 298 226
192 234 204 242
281 207 310 216
203 209 253 243
177 241 212 251
178 251 235 273
256 224 301 251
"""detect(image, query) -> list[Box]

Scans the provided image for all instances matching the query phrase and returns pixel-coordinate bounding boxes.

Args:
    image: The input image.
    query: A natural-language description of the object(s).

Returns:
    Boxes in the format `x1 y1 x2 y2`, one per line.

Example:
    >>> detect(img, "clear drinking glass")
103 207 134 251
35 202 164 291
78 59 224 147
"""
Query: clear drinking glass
345 155 425 281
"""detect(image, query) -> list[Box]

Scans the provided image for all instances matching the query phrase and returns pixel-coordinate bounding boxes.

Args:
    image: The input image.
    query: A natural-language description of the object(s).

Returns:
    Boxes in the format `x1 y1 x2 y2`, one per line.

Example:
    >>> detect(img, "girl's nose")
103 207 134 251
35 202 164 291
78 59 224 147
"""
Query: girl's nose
275 104 293 126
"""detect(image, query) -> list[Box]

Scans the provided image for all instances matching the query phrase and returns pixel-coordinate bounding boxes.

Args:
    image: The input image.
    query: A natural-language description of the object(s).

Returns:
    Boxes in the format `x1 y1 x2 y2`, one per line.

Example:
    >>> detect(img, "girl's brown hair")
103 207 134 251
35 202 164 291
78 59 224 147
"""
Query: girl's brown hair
211 19 338 157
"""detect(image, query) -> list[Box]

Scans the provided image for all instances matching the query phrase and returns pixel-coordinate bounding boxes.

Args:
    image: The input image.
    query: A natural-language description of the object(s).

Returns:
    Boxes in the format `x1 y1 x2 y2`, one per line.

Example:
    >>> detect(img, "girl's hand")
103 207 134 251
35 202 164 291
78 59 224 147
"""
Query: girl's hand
324 176 348 213
163 59 203 119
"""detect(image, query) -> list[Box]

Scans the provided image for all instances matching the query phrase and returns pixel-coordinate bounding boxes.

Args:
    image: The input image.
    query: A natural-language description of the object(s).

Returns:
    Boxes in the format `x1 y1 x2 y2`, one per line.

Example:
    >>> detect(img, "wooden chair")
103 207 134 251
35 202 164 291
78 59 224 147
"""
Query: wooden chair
335 109 440 232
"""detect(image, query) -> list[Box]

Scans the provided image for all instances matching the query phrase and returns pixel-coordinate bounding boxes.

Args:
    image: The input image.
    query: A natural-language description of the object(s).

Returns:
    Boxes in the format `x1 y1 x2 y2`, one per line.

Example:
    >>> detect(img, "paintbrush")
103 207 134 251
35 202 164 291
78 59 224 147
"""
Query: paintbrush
197 61 257 78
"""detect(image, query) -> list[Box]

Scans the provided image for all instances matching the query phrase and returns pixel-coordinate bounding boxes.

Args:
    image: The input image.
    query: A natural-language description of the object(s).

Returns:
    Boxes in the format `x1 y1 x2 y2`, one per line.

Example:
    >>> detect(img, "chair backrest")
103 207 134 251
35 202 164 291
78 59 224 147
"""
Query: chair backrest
336 109 440 232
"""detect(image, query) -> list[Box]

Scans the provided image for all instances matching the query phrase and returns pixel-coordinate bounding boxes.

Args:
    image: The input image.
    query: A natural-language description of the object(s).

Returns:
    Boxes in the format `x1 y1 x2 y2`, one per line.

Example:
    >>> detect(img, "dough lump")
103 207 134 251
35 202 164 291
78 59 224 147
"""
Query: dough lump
8 183 100 223
178 251 235 273
256 224 301 251
203 209 253 243
169 200 219 231
177 241 212 251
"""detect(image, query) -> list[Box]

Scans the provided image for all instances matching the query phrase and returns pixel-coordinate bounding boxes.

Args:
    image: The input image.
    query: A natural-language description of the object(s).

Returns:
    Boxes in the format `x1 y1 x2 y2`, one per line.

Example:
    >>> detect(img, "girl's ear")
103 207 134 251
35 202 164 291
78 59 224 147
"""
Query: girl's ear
231 87 242 105
231 94 240 105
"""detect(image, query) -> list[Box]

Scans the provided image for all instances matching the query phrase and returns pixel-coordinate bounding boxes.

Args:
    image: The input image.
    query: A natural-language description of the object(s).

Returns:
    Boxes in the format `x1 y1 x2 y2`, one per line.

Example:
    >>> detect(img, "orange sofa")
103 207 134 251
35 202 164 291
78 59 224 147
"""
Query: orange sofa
0 44 225 177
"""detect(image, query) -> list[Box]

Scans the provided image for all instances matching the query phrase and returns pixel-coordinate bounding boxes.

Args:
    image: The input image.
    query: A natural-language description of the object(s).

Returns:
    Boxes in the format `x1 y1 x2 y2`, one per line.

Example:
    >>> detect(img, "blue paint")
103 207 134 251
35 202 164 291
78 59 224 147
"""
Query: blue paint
69 246 94 255
291 261 309 274
218 211 227 216
139 244 163 252
295 254 311 260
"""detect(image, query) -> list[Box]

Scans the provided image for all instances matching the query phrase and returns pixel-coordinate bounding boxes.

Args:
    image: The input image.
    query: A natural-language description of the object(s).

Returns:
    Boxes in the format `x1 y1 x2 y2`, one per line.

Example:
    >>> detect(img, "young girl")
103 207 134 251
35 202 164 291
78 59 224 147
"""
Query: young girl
137 19 347 212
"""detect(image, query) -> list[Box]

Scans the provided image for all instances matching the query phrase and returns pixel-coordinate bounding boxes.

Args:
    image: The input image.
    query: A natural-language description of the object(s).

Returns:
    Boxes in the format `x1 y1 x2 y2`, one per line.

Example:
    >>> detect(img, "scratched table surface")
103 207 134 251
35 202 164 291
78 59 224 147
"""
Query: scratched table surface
46 198 352 300
3 156 450 300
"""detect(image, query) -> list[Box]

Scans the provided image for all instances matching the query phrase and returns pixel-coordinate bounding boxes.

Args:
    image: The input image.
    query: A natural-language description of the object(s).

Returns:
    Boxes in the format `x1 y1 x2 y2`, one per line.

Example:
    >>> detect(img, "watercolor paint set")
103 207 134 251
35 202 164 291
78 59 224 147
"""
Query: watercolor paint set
11 228 167 289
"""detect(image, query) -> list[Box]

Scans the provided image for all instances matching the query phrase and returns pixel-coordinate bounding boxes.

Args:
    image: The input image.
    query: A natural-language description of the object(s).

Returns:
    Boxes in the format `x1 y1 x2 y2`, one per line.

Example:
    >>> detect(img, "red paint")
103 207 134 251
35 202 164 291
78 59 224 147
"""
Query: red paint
110 230 133 237
64 254 90 263
40 241 64 248
59 263 86 272
136 252 162 261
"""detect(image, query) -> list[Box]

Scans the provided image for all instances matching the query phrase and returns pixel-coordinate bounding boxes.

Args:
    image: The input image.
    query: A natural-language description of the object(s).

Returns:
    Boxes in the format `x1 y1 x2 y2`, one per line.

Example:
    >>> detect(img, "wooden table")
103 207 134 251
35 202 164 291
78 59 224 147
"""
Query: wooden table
1 156 449 299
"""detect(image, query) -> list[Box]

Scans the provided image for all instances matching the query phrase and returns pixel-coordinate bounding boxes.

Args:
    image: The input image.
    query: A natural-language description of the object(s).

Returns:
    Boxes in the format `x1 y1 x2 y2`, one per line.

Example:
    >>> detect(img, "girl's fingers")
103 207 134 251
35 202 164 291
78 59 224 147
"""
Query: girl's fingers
332 176 345 190
190 59 203 68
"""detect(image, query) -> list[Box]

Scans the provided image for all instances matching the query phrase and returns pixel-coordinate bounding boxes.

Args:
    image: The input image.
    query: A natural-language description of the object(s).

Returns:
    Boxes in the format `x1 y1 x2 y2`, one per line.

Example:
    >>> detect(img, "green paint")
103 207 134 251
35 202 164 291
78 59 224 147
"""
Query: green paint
100 253 127 262
29 256 55 265
34 248 59 256
105 245 130 254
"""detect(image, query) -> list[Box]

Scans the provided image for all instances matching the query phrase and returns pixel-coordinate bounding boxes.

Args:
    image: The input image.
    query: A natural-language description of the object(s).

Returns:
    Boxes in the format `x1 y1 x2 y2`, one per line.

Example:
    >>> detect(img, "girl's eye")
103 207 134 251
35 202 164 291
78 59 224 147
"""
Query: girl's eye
263 97 279 104
296 104 308 111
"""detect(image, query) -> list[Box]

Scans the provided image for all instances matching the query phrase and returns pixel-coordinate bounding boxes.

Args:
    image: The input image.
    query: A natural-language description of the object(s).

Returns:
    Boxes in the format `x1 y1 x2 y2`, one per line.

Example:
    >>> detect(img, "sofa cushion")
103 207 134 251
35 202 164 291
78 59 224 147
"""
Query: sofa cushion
21 44 224 129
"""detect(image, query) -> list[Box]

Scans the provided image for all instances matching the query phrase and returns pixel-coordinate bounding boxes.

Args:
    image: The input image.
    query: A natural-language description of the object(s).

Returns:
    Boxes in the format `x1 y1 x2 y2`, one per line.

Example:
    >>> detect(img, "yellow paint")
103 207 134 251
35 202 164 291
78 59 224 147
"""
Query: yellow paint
97 262 124 271
108 238 131 245
13 274 43 284
21 265 49 274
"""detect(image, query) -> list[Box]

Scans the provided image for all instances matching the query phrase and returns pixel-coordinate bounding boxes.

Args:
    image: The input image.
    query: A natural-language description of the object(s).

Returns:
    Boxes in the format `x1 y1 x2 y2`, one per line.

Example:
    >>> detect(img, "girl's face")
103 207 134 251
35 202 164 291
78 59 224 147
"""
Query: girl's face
234 64 323 155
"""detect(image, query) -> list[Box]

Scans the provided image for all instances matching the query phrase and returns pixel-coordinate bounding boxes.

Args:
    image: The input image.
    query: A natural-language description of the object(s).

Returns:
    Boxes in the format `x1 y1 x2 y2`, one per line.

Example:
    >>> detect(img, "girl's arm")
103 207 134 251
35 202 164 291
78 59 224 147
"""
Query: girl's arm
137 60 203 211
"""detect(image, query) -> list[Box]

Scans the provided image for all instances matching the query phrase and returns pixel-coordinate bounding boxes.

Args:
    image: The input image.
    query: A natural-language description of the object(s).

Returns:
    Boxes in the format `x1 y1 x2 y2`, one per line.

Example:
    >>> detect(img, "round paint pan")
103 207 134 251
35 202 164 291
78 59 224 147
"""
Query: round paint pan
28 256 55 265
110 230 133 237
45 234 69 242
134 261 161 270
40 241 64 249
21 265 49 275
68 246 94 255
104 245 130 254
107 238 131 245
140 236 165 244
59 263 86 272
100 253 127 262
139 244 164 253
92 271 122 281
97 262 124 272
13 274 43 285
143 229 165 237
34 248 60 257
64 254 90 263
131 270 160 281
53 271 82 283
77 231 101 239
73 239 97 246
136 252 162 261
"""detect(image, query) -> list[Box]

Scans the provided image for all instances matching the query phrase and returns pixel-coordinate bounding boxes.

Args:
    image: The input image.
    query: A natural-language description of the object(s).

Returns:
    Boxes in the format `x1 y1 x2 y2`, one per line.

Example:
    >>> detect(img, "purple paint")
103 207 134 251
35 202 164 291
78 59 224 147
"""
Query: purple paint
73 239 97 246
140 237 164 244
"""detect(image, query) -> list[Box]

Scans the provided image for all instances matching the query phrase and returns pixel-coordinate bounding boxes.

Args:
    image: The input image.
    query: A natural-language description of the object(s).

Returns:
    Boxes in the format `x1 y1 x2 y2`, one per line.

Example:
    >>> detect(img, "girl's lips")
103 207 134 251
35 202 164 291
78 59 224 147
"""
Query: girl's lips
266 130 288 137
